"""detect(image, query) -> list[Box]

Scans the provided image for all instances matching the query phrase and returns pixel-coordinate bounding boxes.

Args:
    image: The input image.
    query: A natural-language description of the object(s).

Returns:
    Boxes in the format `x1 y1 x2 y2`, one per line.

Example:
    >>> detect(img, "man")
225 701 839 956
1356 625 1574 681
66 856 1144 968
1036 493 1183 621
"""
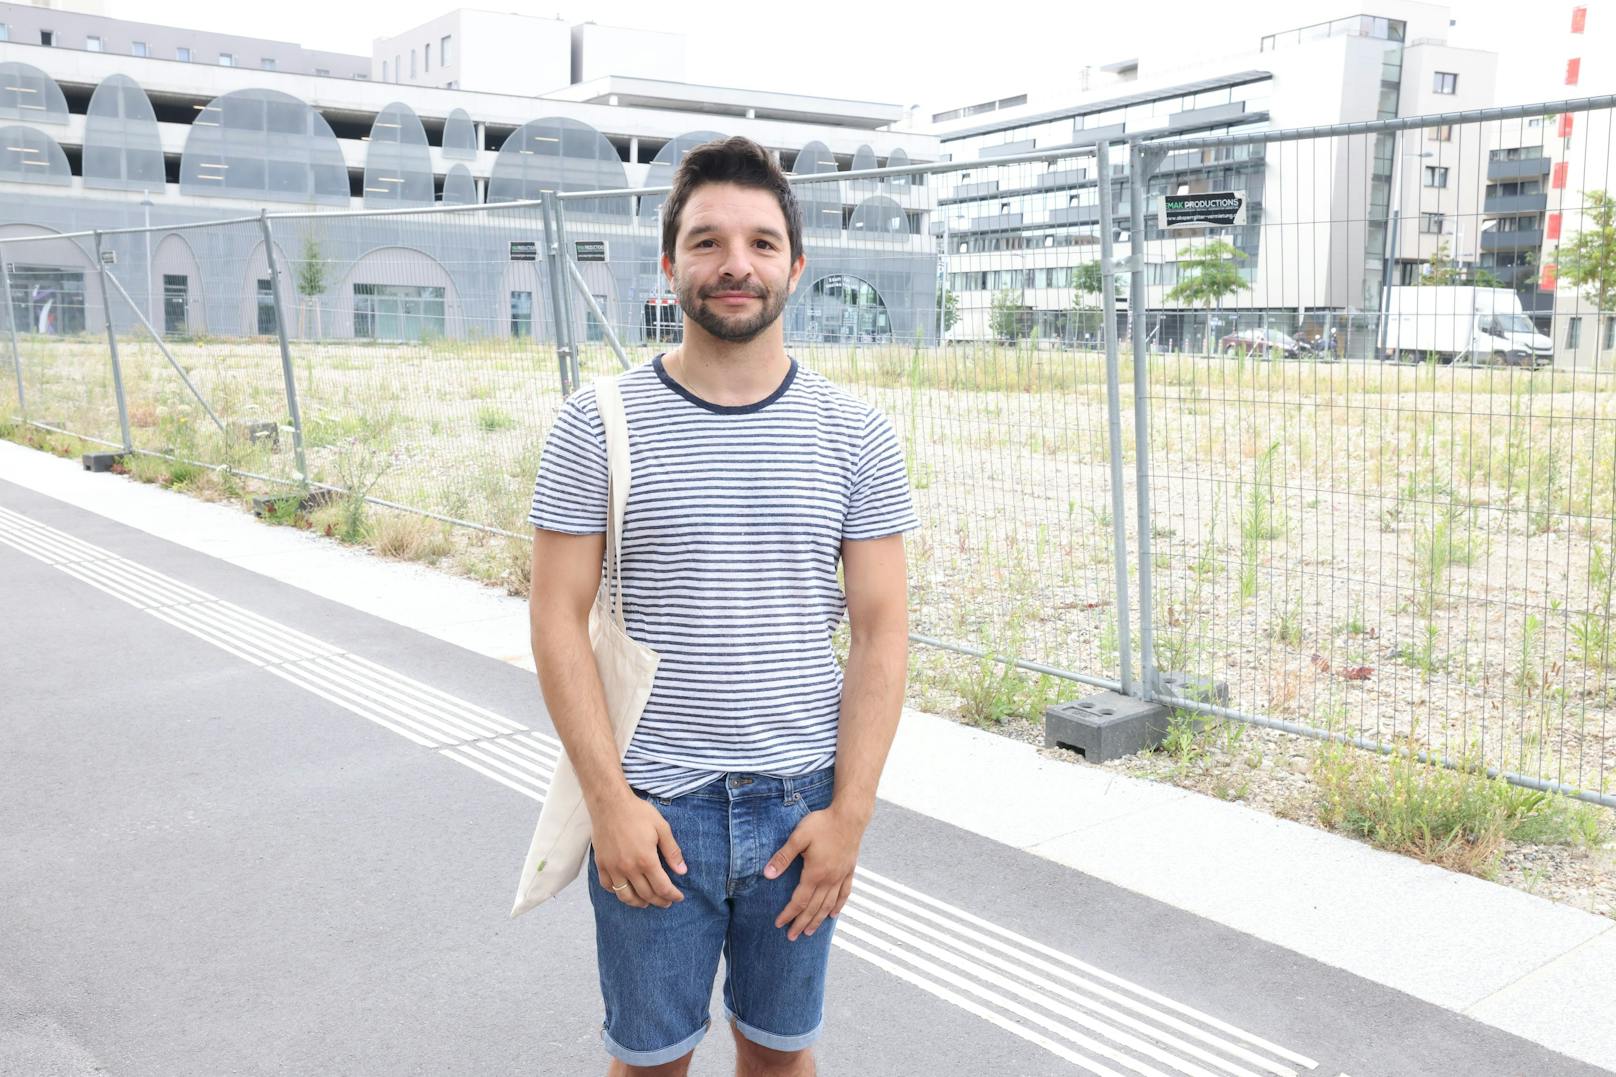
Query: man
527 136 917 1077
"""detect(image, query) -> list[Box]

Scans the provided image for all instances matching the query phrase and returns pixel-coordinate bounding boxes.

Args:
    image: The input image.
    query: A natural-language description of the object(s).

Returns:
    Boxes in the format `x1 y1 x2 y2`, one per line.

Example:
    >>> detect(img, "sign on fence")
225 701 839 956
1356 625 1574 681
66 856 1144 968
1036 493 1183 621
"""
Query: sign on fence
509 240 537 261
575 240 608 263
1159 192 1245 229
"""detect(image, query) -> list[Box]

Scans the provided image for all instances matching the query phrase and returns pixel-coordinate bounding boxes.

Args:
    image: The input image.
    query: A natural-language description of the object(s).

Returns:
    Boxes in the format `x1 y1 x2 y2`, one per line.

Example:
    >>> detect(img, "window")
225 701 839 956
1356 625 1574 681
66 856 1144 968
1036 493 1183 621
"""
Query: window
315 68 329 77
382 60 389 82
353 283 445 340
410 49 417 79
219 53 235 66
86 35 103 51
395 55 401 81
1433 71 1458 94
0 25 9 42
131 41 148 57
163 275 189 336
1424 165 1449 188
1605 317 1616 351
511 291 533 337
1427 125 1452 142
256 279 278 335
424 44 430 71
41 30 55 47
177 46 191 62
1421 212 1445 233
441 35 452 65
1567 317 1582 349
261 58 276 70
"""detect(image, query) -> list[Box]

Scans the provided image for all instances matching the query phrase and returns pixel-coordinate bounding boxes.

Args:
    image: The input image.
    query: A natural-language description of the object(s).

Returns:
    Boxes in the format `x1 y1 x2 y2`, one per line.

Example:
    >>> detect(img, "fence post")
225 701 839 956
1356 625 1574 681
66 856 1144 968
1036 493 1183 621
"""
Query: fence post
1128 139 1161 700
259 212 309 485
550 197 584 391
0 254 25 423
1096 139 1135 698
539 197 574 397
93 232 133 454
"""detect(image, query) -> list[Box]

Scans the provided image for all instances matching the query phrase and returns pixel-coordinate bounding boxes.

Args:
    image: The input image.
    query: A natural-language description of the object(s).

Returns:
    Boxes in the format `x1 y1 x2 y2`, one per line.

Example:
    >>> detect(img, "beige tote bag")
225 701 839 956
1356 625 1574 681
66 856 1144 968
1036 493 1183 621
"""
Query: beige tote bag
510 374 660 918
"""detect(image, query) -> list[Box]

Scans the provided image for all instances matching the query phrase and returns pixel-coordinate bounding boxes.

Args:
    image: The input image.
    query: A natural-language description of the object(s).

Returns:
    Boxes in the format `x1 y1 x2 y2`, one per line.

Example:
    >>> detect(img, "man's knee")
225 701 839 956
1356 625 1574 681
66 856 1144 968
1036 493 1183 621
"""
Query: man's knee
608 1051 694 1077
729 1021 814 1075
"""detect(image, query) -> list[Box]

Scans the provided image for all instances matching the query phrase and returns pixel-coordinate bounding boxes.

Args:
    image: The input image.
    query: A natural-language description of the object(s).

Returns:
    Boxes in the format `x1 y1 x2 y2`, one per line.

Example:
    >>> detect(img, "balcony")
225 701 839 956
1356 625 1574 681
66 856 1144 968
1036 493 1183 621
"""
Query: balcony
1487 157 1550 182
1481 228 1543 251
1483 193 1548 215
1046 204 1101 225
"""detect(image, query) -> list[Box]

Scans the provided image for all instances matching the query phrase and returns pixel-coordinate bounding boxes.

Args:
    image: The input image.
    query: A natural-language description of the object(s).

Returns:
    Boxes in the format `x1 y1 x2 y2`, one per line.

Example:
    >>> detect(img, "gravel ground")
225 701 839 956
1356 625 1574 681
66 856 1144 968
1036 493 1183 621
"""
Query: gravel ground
954 704 1616 920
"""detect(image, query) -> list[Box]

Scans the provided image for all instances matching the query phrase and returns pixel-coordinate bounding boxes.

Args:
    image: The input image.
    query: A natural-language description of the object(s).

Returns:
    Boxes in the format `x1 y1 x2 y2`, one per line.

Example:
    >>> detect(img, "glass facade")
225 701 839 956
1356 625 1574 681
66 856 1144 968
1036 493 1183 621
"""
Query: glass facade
0 125 72 186
440 163 477 205
486 117 630 216
353 282 446 340
8 264 87 334
442 108 478 159
82 74 165 192
792 141 841 232
363 102 434 207
0 62 70 125
179 89 349 205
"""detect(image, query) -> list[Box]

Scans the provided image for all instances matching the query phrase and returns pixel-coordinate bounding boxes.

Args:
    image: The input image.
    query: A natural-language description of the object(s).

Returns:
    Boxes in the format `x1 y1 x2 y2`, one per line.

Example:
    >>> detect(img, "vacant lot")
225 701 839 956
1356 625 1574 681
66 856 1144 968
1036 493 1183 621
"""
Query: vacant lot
7 332 1615 797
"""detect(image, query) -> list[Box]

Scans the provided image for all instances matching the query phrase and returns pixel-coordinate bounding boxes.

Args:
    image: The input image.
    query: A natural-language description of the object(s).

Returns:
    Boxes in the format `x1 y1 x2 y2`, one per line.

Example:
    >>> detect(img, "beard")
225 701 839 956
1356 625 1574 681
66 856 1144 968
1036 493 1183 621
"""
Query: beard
672 272 789 344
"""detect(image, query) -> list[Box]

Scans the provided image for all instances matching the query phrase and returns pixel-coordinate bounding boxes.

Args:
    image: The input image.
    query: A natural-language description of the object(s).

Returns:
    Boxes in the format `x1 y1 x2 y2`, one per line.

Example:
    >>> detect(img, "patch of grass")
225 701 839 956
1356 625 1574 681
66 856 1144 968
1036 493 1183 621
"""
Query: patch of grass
1411 500 1478 616
369 511 454 563
1270 593 1304 646
477 406 516 433
1312 736 1604 877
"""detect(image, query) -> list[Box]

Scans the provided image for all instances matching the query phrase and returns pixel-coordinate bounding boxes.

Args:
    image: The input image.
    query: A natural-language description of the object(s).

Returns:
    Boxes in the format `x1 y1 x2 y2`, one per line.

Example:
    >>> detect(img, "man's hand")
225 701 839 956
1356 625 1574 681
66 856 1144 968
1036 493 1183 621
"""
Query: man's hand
591 794 687 909
766 804 866 941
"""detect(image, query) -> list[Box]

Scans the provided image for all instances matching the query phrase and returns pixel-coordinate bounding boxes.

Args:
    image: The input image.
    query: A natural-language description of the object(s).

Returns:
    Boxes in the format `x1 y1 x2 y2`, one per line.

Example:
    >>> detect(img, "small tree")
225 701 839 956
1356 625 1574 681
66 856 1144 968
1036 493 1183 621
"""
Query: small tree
1421 237 1463 285
1070 262 1104 345
990 288 1026 344
1558 189 1616 365
1165 240 1249 354
295 232 329 341
941 290 960 335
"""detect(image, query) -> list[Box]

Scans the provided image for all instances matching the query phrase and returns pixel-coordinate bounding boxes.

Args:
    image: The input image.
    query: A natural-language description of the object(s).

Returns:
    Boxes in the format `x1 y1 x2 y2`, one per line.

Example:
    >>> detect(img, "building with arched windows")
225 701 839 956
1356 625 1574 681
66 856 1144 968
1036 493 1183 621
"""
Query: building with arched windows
0 3 939 344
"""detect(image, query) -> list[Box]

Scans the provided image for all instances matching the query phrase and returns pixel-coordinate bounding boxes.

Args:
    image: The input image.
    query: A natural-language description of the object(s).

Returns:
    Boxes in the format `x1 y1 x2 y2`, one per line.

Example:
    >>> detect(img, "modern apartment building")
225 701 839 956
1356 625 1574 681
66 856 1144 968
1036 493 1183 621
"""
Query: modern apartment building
0 6 938 346
930 3 1506 352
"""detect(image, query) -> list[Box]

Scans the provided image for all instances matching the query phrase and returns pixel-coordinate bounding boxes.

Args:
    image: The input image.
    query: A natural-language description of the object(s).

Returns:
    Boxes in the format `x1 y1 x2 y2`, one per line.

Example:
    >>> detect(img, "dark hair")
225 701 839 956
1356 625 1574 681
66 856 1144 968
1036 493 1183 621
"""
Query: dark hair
660 136 803 266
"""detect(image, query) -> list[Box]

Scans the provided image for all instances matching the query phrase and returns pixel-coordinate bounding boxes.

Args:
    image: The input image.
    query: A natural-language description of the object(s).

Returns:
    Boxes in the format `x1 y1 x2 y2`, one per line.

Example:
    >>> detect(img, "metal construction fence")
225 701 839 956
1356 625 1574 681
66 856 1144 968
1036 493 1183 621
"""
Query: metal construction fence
3 93 1615 806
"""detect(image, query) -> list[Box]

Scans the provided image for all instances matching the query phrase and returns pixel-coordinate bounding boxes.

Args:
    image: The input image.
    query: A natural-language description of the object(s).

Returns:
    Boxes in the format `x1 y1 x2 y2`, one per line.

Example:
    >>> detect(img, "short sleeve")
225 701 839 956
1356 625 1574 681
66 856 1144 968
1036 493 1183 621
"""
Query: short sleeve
528 389 608 534
843 408 919 541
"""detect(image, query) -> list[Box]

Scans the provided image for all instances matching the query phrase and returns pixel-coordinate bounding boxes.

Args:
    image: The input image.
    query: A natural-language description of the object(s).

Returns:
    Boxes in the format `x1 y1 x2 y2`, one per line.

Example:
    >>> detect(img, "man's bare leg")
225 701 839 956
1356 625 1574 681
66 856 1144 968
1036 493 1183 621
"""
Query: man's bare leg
608 1052 695 1077
730 1020 815 1077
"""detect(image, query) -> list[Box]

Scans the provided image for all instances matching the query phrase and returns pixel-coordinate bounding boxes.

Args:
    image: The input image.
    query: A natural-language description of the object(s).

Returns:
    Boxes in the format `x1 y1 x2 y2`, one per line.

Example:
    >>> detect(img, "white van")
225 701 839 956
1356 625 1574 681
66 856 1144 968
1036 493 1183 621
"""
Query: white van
1382 286 1553 366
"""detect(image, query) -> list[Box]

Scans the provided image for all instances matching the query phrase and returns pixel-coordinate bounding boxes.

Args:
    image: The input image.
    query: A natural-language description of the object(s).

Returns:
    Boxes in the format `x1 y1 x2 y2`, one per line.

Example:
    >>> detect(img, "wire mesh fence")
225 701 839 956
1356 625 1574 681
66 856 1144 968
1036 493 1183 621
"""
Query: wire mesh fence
1129 99 1616 804
3 94 1615 803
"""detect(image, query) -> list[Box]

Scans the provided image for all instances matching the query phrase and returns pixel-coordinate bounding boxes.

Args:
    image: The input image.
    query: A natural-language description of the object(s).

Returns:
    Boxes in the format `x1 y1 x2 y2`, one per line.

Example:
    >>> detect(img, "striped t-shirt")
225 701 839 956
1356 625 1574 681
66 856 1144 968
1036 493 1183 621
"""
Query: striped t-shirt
528 354 918 798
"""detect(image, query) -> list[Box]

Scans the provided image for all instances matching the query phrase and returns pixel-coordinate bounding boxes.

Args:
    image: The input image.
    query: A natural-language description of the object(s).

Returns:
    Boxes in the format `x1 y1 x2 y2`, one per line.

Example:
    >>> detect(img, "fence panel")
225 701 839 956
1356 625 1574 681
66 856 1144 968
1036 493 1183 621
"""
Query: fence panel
267 200 616 535
0 230 123 446
1130 101 1616 801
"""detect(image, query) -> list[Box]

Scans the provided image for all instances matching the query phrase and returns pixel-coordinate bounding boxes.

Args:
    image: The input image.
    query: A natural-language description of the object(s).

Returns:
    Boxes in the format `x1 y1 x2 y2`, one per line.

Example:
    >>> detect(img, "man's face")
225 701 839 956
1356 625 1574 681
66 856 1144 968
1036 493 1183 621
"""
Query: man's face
663 182 805 344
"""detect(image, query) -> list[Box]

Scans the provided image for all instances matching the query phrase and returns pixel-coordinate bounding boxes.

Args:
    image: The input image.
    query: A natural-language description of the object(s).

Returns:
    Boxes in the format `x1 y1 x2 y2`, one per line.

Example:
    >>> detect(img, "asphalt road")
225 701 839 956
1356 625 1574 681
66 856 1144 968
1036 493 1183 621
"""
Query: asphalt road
2 480 1607 1077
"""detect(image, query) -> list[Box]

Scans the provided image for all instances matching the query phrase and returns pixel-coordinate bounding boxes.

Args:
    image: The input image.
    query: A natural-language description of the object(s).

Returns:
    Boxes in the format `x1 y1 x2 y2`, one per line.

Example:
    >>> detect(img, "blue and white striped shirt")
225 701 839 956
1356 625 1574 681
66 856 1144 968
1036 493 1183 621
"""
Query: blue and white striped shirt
529 355 918 797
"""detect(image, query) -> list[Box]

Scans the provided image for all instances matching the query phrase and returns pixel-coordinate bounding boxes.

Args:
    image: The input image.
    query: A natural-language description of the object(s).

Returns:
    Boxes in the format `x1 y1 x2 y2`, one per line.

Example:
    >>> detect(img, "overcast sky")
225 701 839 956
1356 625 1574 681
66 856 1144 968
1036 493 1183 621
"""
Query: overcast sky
109 0 1570 116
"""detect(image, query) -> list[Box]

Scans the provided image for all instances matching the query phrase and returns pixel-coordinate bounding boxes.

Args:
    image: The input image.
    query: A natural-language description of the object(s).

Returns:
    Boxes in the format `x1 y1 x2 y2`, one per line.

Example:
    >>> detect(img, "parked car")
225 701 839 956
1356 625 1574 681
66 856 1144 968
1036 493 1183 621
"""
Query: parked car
1218 328 1307 359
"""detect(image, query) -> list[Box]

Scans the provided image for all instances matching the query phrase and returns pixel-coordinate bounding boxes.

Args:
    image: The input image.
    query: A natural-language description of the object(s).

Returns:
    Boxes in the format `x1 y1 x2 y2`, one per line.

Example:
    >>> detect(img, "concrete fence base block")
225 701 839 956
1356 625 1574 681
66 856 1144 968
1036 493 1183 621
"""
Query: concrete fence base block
1044 692 1173 762
81 452 126 473
230 420 279 450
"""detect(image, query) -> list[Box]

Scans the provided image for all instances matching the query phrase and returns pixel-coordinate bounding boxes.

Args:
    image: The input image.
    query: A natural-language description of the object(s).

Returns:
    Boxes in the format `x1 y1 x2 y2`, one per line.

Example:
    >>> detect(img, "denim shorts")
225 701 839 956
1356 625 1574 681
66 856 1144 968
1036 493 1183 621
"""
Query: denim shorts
586 765 838 1067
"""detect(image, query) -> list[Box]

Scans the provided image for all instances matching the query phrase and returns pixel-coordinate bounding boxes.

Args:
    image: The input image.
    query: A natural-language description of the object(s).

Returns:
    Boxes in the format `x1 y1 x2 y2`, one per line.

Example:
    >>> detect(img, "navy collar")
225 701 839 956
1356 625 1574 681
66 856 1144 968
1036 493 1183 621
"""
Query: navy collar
652 353 798 415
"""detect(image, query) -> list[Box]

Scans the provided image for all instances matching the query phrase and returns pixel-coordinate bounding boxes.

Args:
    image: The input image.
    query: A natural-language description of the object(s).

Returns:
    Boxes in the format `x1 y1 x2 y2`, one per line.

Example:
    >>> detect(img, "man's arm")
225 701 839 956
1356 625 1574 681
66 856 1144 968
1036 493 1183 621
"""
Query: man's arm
529 529 686 909
766 532 909 940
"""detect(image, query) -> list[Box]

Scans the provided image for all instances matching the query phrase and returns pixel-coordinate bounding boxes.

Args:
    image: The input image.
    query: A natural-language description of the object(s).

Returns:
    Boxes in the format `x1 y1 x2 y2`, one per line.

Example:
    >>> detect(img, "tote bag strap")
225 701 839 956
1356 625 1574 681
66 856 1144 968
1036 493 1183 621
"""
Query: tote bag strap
593 375 631 629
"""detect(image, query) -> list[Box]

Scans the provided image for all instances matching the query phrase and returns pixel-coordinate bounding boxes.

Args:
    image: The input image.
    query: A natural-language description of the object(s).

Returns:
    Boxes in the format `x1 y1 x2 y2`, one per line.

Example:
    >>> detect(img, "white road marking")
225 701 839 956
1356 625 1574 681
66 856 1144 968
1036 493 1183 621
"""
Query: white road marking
0 505 1321 1077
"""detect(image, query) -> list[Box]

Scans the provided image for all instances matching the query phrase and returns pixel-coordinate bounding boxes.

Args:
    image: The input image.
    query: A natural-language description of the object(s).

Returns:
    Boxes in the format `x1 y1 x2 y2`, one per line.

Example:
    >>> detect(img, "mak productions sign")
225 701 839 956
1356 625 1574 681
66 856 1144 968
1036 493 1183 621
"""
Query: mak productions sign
1159 192 1245 229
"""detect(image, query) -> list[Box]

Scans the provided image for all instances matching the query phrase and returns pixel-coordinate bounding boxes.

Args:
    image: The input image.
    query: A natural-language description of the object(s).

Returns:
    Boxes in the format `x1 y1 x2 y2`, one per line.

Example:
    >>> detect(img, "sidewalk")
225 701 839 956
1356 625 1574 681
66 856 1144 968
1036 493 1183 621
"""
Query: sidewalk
3 437 1613 1073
